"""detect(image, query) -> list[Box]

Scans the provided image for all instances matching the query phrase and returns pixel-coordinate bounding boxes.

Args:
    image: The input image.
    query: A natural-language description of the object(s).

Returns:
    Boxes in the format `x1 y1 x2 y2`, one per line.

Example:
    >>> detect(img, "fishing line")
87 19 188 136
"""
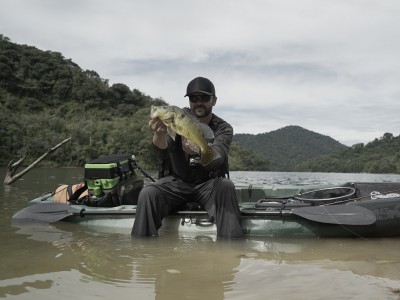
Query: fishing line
318 188 400 241
319 204 373 241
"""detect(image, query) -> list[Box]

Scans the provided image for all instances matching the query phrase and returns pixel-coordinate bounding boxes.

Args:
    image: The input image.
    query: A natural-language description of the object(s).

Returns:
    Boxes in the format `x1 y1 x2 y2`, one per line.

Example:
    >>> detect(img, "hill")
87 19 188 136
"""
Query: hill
0 35 267 171
2 35 399 174
295 133 400 173
234 126 347 171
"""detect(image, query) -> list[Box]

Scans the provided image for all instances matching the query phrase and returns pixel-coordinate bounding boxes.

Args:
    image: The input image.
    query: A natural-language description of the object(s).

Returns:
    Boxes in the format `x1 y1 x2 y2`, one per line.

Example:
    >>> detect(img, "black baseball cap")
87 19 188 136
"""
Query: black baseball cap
185 77 216 97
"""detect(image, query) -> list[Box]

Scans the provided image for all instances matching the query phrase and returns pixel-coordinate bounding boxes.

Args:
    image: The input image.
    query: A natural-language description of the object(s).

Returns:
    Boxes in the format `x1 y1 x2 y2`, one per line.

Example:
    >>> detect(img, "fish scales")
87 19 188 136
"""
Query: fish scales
150 105 219 166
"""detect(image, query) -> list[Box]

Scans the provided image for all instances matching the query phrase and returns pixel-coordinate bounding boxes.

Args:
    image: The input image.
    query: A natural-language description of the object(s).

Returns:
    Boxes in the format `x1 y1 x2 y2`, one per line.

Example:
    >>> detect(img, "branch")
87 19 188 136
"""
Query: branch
4 137 71 185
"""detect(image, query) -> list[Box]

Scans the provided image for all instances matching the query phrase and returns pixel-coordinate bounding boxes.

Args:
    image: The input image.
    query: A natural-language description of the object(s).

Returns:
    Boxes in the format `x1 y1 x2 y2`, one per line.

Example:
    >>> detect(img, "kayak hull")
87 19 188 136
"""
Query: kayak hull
15 182 400 238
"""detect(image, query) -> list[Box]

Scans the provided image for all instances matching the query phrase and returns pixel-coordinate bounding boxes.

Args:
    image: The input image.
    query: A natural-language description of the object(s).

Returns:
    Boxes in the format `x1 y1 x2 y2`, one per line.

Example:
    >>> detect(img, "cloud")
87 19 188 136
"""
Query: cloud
1 0 400 146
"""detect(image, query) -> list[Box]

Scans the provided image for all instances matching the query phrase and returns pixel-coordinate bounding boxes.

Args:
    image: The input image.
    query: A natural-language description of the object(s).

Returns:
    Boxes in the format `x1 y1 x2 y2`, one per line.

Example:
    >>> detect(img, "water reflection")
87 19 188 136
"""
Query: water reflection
245 237 400 281
226 258 400 299
129 238 238 299
3 169 400 299
0 279 52 298
8 222 400 298
6 223 243 299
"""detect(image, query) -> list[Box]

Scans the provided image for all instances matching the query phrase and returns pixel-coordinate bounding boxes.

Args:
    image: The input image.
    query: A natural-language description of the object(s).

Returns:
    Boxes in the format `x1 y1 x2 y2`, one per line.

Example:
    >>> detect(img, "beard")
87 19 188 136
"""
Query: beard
192 105 212 118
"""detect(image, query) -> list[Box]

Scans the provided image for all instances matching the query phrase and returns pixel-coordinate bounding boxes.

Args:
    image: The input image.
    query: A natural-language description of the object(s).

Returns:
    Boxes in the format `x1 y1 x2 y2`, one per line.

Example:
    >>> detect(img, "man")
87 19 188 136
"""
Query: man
132 77 243 239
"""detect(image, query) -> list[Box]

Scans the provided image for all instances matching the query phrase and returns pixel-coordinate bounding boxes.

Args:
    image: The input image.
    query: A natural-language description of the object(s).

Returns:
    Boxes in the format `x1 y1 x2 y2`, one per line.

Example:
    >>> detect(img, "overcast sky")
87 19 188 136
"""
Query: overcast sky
1 0 400 146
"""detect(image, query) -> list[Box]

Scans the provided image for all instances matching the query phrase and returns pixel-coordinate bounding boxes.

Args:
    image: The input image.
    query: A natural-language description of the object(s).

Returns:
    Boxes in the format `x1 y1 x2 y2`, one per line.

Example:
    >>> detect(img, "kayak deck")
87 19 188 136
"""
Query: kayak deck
14 182 400 238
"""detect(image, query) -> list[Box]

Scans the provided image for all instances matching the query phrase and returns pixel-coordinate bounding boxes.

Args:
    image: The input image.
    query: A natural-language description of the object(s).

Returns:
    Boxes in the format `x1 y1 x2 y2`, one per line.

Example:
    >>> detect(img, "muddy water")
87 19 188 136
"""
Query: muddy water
1 168 400 299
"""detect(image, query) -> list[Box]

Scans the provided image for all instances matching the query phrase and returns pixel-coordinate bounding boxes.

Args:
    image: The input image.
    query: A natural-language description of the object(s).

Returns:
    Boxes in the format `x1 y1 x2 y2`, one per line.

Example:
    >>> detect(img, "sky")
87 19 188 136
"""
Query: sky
1 0 400 146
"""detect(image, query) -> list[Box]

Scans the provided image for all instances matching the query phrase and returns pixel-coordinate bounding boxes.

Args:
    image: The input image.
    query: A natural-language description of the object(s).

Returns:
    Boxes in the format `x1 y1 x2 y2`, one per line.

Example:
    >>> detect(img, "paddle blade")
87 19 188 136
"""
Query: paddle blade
12 203 74 223
292 205 376 226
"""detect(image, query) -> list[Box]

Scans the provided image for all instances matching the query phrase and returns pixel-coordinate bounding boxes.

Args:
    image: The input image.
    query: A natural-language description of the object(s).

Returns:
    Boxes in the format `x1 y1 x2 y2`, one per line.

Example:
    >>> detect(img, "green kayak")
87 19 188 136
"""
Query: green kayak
12 181 400 239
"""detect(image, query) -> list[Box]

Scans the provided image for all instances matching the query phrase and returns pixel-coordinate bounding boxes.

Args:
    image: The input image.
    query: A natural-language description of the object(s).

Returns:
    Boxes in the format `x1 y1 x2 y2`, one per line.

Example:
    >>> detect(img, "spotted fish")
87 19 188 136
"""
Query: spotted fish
150 105 220 166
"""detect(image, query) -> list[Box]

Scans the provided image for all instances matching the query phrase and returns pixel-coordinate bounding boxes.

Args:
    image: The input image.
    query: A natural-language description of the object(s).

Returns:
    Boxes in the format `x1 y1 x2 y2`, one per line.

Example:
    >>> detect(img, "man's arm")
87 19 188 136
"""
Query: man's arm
149 117 168 150
203 121 233 171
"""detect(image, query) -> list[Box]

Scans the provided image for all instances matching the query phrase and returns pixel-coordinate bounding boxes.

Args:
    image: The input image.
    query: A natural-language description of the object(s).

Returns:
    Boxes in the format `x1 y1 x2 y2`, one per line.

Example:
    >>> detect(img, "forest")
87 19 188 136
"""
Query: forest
0 35 268 171
235 127 400 173
294 133 400 173
1 34 399 174
234 126 347 171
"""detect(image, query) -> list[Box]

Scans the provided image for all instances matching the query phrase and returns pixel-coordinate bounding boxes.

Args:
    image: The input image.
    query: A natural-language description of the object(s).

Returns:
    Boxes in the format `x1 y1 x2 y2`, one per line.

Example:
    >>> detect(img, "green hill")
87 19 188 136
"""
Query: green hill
2 34 399 174
234 126 347 171
295 133 400 173
0 35 267 171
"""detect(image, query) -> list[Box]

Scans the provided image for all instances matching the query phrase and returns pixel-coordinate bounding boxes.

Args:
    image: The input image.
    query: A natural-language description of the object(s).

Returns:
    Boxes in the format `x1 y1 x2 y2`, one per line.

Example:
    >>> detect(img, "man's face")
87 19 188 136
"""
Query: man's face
188 93 216 119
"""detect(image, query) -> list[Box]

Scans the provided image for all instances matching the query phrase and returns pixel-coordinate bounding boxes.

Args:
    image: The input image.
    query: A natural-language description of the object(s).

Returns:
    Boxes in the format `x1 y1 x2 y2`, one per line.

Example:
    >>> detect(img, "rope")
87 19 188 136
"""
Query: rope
325 188 400 206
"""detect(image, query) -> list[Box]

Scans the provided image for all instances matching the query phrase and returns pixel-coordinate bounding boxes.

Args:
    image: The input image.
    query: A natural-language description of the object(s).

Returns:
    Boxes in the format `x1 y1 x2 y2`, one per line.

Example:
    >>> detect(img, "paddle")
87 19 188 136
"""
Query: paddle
13 202 376 226
12 203 136 224
292 205 376 226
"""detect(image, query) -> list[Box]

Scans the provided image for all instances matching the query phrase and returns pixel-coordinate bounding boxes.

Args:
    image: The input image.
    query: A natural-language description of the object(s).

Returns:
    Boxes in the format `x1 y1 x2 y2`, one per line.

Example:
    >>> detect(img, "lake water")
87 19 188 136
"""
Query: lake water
2 168 400 299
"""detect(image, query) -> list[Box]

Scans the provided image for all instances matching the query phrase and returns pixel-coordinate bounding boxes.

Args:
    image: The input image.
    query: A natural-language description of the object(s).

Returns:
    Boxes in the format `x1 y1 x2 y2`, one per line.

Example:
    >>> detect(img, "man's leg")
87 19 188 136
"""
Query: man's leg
197 178 244 239
131 184 169 237
131 176 193 237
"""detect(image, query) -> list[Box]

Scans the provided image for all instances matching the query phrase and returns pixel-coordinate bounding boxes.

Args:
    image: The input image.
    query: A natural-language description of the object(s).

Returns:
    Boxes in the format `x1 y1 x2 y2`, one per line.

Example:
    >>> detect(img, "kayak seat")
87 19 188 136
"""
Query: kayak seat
185 202 204 211
172 201 206 212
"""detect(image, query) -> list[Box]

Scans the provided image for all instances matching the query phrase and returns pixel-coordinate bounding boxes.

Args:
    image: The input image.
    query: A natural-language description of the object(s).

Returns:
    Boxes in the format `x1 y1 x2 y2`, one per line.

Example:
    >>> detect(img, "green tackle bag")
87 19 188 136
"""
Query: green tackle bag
84 154 143 206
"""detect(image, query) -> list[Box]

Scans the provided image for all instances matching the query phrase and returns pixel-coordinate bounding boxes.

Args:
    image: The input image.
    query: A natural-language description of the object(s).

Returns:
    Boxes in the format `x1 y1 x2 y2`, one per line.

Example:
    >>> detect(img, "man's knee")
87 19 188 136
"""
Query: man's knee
138 184 163 202
217 178 235 192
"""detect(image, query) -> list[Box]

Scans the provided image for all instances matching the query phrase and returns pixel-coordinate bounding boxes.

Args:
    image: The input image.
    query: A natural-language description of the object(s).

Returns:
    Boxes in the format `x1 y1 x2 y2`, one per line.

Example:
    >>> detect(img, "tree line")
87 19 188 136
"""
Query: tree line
2 34 398 174
234 126 347 171
295 133 400 173
0 35 269 171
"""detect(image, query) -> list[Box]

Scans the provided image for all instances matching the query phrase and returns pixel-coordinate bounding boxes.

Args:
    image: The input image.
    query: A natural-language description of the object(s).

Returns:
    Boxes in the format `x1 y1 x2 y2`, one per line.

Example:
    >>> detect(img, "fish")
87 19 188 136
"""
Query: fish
150 105 220 166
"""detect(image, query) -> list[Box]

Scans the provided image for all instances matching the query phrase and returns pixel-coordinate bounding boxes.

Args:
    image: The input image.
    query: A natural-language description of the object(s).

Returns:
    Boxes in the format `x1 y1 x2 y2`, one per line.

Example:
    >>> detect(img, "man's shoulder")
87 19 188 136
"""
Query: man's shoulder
211 113 232 128
211 113 233 135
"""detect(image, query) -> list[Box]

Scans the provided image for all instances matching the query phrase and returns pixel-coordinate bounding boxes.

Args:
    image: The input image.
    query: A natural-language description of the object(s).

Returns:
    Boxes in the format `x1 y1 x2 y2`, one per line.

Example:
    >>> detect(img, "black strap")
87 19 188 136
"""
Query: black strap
66 185 74 198
69 183 88 201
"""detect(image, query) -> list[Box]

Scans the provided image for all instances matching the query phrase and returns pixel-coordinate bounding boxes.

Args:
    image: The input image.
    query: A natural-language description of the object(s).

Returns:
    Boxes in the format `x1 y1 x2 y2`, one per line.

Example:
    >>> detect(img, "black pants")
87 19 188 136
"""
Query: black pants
131 176 244 239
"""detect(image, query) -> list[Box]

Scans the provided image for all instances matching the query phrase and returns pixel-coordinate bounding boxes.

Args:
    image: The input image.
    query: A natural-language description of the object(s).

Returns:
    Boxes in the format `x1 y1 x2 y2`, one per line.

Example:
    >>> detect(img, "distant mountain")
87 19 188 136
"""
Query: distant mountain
3 35 398 173
234 125 347 171
0 35 267 171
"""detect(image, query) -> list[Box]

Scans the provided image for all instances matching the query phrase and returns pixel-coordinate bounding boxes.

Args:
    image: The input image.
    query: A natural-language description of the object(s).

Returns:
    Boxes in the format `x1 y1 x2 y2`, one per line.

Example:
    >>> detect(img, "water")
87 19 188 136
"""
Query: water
1 168 400 299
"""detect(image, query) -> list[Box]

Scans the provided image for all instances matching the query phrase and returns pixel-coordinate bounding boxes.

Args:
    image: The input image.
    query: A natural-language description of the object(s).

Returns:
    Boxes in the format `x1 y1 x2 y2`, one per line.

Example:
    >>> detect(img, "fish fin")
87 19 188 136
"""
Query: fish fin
188 141 200 154
200 147 221 166
199 123 214 142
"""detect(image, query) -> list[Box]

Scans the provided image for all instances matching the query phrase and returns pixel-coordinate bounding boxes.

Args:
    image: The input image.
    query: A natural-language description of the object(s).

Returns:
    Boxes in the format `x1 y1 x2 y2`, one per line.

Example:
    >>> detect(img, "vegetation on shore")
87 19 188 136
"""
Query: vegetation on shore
2 34 399 173
0 35 268 171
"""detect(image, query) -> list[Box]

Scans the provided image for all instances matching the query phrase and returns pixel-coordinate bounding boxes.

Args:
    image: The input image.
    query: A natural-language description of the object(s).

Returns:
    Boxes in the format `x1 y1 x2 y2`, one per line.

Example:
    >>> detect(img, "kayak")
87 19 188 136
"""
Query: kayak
12 181 400 238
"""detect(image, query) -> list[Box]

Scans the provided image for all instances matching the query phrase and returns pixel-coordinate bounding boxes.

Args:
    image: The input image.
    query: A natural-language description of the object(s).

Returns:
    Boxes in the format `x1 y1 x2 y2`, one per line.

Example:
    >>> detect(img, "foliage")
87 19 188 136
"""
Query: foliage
296 133 400 173
0 36 267 171
3 36 397 174
228 142 270 171
234 126 347 171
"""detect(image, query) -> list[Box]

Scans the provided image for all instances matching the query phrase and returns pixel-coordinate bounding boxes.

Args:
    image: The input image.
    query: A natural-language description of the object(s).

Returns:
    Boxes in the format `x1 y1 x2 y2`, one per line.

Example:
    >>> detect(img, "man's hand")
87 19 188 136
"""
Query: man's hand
149 117 167 134
150 117 168 149
181 136 200 155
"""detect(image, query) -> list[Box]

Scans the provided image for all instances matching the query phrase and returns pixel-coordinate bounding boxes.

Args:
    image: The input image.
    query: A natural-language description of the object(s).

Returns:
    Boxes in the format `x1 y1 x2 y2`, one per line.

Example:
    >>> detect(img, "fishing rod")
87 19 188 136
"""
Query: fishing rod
130 156 155 182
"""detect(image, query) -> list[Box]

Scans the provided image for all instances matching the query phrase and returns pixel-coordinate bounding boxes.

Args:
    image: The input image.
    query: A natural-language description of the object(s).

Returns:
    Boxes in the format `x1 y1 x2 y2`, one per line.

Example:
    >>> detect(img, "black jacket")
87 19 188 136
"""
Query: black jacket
154 108 232 184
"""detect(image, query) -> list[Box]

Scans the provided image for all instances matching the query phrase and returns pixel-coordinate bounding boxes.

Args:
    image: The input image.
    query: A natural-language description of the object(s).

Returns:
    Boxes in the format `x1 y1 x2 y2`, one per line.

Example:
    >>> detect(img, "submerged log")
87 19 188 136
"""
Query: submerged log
4 138 71 185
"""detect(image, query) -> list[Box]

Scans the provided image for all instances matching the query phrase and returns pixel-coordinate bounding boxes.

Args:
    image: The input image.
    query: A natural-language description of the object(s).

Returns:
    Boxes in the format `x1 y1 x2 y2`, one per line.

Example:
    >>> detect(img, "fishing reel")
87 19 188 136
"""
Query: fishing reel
189 155 201 166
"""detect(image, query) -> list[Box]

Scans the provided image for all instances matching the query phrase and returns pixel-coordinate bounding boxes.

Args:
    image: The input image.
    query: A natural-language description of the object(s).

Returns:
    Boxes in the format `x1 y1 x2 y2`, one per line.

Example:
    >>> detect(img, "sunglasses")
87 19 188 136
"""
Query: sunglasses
188 94 212 103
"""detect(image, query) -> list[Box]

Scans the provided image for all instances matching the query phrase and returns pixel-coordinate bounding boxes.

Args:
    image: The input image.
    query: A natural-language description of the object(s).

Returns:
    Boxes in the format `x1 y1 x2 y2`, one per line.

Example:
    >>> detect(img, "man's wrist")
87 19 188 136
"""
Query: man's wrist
153 132 168 149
